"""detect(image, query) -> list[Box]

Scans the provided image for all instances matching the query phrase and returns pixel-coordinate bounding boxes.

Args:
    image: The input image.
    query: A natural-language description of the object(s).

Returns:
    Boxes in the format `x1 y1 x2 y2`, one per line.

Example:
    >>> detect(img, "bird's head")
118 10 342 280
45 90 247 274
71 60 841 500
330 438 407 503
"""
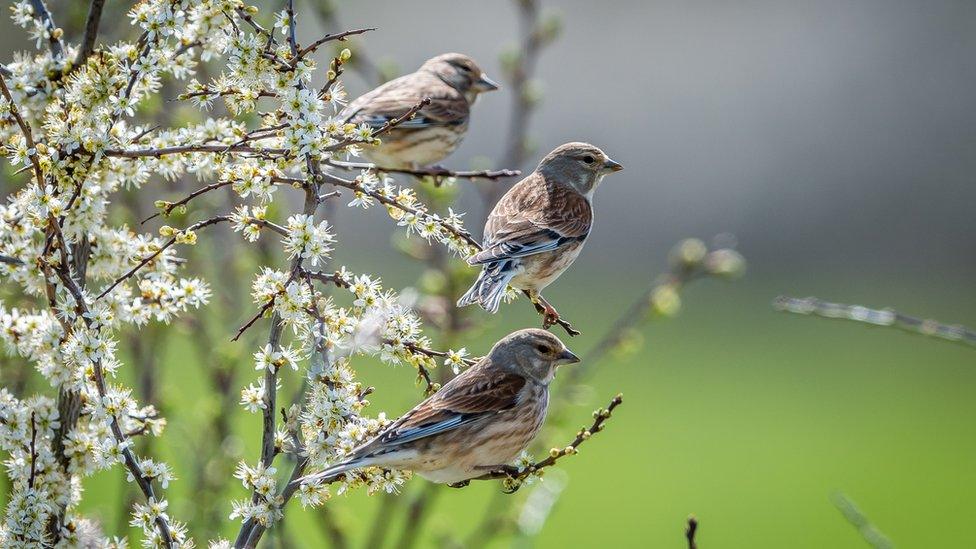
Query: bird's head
536 142 623 196
489 328 579 384
421 53 499 102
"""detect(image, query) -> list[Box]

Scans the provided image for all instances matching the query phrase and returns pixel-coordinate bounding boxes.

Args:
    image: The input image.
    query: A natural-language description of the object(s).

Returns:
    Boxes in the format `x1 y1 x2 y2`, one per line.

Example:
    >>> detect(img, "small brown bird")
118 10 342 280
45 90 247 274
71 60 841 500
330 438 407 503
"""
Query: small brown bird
457 142 623 325
294 329 579 486
341 53 498 168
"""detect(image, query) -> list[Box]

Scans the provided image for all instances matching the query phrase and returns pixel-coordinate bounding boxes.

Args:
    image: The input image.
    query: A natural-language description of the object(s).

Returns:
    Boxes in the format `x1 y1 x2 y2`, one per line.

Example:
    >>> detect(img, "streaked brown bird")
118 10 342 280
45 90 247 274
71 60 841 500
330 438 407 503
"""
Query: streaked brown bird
294 329 579 486
457 142 623 325
341 53 498 168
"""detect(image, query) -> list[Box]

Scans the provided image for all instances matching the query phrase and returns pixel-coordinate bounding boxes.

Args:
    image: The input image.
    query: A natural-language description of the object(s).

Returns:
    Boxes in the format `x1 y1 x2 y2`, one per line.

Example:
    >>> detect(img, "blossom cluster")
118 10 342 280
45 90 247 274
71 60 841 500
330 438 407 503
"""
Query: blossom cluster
0 0 497 546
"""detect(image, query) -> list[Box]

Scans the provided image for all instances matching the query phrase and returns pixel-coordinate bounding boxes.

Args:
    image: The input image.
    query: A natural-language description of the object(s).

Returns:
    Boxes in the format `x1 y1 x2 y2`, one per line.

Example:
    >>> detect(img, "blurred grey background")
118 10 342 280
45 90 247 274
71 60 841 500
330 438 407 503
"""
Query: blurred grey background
5 0 974 280
324 0 976 284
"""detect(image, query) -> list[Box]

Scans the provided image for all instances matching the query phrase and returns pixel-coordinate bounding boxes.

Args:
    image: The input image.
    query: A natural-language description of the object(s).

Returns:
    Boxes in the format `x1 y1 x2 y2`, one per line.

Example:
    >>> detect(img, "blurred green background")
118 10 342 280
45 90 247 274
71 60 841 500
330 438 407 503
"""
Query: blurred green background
8 268 975 547
3 0 976 547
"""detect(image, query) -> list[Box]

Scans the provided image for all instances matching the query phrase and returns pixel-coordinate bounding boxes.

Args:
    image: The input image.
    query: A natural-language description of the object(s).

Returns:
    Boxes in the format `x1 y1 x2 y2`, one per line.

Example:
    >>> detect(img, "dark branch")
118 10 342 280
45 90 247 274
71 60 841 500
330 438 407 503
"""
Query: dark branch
327 159 520 183
0 254 25 266
96 216 232 299
295 27 376 60
141 180 234 224
686 516 698 549
74 0 106 69
28 0 65 59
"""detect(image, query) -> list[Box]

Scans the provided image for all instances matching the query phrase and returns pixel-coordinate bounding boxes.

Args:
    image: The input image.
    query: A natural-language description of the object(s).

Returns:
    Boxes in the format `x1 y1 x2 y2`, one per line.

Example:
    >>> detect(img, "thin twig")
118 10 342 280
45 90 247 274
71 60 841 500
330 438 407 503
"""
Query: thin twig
294 27 376 60
327 159 520 183
141 180 234 223
774 296 976 349
467 393 623 492
97 215 232 299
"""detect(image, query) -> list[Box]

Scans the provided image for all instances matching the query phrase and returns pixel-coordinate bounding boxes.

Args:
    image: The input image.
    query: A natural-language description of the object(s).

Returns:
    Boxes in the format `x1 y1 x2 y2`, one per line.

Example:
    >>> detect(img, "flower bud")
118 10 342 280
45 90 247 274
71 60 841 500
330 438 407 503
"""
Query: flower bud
339 48 352 62
704 249 746 279
650 284 681 317
670 238 707 268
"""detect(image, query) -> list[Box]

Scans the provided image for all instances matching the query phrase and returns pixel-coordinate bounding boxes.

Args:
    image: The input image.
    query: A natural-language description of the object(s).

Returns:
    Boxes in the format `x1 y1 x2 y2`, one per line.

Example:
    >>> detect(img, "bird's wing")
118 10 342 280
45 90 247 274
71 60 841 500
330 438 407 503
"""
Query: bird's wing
360 366 526 453
341 74 469 129
469 175 592 265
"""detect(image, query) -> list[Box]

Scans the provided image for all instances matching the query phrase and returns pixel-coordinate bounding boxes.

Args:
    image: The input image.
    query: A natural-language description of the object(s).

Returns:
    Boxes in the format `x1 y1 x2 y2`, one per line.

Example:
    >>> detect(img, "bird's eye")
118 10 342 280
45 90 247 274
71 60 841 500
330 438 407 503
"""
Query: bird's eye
582 155 595 164
535 344 551 354
459 65 472 72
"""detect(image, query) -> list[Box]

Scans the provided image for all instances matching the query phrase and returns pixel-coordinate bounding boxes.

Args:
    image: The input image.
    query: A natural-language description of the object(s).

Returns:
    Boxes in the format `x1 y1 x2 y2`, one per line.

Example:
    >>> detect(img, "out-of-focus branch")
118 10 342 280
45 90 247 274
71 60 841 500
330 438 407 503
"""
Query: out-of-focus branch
74 0 106 69
0 254 25 265
481 0 561 205
774 296 976 349
576 239 746 380
29 0 65 60
831 492 894 549
686 516 699 549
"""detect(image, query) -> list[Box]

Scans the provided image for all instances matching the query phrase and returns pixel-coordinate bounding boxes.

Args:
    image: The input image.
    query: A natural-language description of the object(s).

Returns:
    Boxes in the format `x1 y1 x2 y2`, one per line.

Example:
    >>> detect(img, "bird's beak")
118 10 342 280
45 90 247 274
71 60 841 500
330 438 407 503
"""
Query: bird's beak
474 73 500 92
602 158 624 173
556 348 581 365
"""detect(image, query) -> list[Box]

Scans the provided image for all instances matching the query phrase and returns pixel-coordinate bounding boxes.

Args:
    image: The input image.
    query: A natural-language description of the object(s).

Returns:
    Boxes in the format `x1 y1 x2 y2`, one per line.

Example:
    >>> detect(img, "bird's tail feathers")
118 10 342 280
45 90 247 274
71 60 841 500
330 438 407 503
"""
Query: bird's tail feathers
457 260 516 314
290 457 374 488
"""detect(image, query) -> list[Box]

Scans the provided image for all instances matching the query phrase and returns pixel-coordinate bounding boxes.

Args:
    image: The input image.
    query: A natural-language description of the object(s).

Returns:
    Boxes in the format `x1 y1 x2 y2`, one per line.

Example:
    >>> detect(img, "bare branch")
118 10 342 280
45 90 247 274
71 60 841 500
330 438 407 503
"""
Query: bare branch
465 393 623 491
774 295 976 349
295 27 376 60
141 180 235 224
97 215 232 299
327 159 520 183
0 254 25 266
74 0 107 69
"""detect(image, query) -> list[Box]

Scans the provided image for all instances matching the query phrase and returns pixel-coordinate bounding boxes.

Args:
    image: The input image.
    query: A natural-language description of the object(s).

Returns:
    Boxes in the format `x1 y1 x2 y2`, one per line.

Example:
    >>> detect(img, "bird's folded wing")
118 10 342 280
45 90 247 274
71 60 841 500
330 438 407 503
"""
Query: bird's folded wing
468 177 591 265
342 76 468 129
368 368 526 450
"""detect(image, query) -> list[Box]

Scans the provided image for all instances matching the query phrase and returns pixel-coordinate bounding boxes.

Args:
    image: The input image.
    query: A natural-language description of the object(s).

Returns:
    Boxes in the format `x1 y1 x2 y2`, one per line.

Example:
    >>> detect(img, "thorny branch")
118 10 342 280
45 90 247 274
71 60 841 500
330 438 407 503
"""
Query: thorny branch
774 296 976 349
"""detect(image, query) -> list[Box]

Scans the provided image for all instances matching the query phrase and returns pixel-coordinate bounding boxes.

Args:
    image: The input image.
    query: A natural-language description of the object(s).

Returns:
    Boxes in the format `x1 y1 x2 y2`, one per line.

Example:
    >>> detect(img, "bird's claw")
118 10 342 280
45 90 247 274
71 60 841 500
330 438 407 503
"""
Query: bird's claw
448 480 470 489
541 303 560 329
